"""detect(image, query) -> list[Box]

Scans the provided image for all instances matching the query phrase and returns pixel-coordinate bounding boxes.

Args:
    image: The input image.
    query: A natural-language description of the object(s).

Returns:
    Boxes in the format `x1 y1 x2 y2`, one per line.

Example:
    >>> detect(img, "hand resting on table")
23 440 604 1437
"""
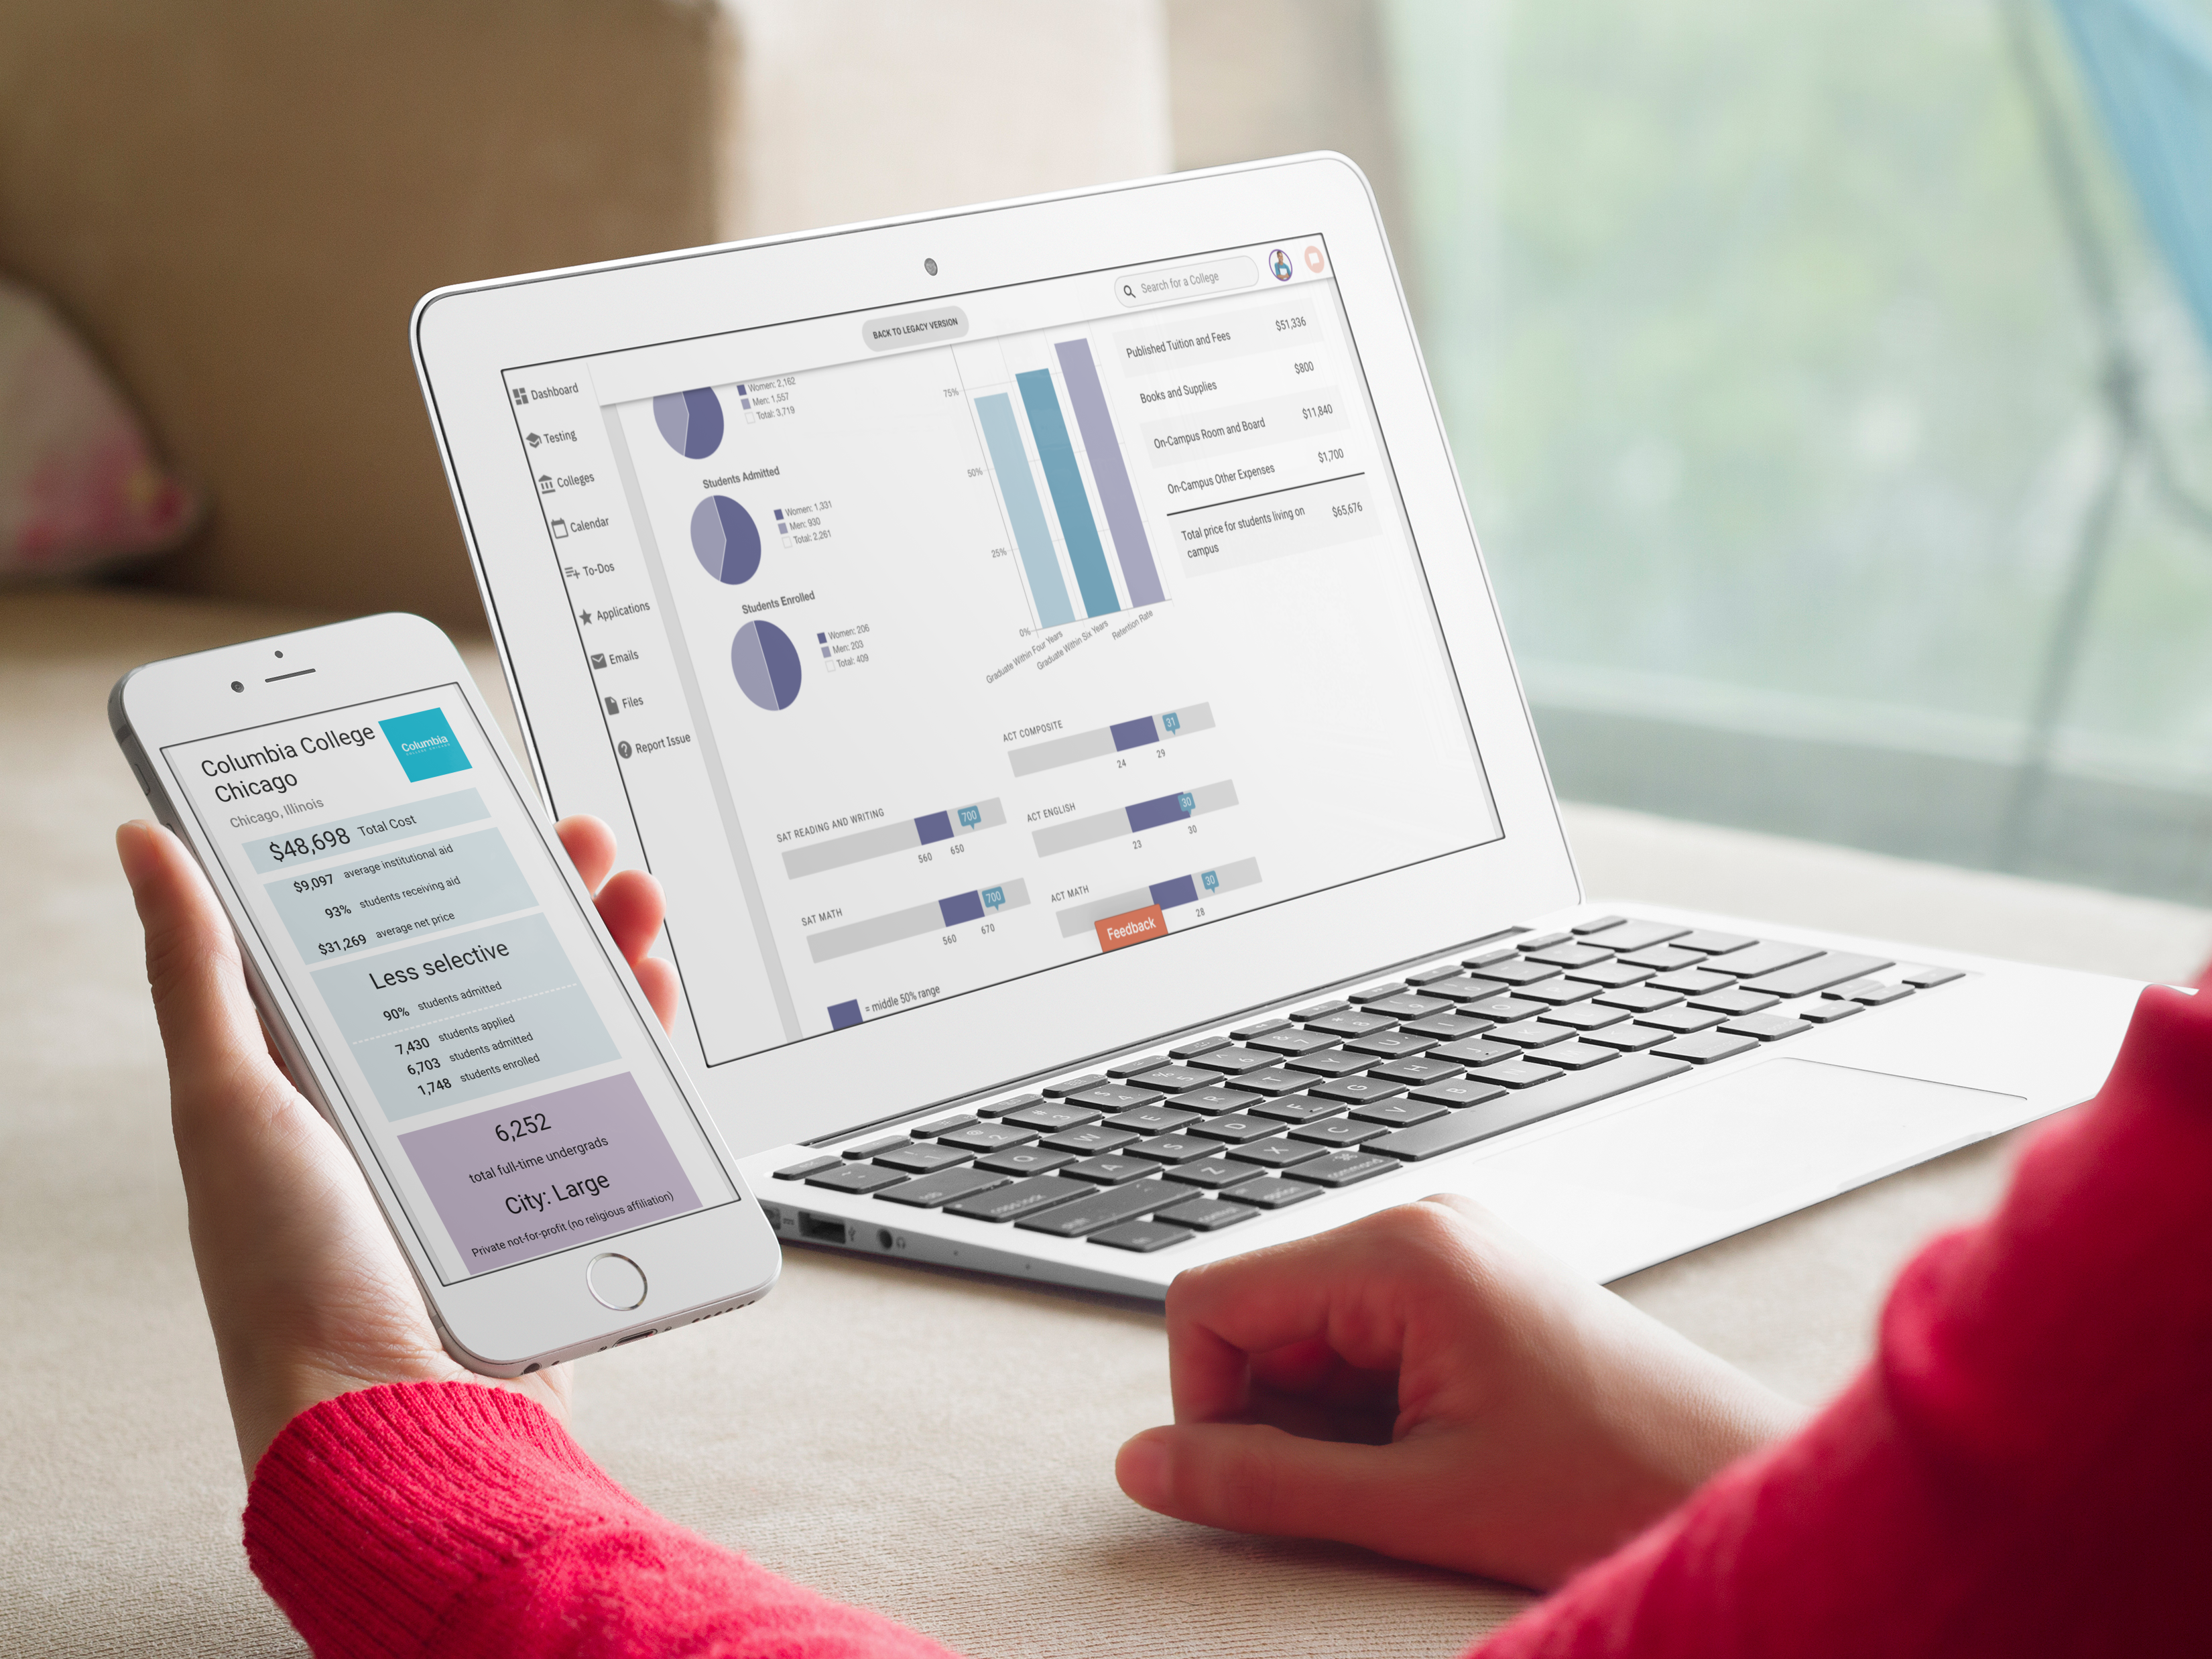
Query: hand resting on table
1116 1194 1804 1588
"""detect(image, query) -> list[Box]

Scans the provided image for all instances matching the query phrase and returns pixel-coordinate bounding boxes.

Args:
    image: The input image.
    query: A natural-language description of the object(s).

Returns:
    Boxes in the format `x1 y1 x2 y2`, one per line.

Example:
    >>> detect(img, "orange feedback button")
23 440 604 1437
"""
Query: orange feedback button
1095 904 1167 953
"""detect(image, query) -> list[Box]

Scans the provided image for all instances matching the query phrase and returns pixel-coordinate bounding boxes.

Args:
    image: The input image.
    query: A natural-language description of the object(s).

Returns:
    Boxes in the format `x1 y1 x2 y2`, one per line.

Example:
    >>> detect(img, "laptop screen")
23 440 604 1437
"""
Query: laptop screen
501 235 1500 1068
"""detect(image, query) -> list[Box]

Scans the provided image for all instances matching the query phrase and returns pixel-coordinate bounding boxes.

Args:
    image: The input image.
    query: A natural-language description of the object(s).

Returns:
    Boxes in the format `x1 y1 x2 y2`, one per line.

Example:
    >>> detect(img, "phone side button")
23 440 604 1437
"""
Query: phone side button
586 1253 648 1311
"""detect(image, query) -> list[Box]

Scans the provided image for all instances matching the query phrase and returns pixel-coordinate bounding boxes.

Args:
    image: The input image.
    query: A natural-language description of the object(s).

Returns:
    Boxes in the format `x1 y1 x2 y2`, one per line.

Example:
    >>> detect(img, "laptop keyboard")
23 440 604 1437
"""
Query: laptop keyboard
767 916 1965 1255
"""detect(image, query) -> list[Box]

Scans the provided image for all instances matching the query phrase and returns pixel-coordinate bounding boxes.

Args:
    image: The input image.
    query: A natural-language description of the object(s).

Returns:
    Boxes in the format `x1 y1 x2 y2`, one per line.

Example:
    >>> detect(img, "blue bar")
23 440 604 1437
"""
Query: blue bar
1149 875 1199 910
1125 792 1192 834
914 810 954 845
1110 717 1158 751
975 393 1074 627
1016 369 1119 619
828 1000 862 1030
938 890 987 928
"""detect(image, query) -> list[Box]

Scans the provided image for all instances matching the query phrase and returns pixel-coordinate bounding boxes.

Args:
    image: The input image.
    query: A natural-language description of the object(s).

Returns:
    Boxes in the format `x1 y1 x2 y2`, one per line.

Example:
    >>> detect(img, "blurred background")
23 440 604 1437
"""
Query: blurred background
4 0 2209 900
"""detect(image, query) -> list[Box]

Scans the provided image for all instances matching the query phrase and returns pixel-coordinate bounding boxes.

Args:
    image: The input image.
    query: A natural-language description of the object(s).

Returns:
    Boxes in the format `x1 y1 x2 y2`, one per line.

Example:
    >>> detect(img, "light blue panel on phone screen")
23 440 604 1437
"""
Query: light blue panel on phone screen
245 788 490 875
263 826 537 965
312 912 617 1120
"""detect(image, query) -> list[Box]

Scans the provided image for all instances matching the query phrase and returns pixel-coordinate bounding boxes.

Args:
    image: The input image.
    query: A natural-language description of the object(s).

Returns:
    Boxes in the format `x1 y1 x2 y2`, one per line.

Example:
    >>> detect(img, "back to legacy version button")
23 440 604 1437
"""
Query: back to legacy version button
862 306 970 351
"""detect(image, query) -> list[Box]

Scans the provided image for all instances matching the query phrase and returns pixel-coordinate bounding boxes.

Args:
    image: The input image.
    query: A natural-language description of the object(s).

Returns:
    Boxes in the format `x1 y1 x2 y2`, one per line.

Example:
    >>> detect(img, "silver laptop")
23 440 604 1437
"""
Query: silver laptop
412 153 2141 1298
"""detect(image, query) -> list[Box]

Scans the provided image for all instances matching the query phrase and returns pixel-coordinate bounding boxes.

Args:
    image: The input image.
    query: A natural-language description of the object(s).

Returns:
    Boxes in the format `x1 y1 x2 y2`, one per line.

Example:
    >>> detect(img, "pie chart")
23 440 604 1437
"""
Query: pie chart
652 387 725 460
690 495 761 584
731 619 802 711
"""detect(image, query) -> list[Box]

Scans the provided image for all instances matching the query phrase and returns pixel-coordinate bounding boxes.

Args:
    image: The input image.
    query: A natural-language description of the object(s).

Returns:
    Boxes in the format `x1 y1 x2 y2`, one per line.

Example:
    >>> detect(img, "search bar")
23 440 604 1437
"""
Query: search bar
1113 255 1261 308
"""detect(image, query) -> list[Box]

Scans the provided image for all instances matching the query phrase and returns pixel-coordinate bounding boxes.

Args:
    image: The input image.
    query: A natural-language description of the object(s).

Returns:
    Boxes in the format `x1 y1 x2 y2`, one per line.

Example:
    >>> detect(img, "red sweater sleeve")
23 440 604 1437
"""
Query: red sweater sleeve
1472 979 2212 1657
246 984 2212 1659
245 1379 959 1659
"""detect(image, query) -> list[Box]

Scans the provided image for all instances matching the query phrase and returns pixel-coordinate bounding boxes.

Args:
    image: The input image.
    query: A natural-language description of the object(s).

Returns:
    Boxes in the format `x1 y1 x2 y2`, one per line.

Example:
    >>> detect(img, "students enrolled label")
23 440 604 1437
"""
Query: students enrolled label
400 1072 702 1274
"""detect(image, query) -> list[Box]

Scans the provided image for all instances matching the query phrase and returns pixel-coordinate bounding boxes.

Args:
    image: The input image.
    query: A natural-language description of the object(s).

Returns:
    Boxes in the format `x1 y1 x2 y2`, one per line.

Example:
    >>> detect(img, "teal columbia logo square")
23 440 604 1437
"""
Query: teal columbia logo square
379 709 471 782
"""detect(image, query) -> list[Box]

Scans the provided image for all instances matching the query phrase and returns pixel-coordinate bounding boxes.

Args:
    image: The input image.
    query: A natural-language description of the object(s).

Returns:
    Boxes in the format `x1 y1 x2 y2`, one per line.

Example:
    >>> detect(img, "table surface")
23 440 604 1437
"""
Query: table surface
7 589 2207 1658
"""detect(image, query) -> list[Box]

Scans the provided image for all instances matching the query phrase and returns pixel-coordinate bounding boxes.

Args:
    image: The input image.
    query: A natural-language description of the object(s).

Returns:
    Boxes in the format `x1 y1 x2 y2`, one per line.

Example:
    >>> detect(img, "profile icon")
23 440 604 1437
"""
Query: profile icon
1268 248 1294 282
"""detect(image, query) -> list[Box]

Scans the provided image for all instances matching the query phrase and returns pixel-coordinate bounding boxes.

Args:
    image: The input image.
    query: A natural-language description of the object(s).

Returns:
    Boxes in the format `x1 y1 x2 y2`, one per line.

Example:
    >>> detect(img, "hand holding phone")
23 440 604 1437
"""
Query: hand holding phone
118 813 662 1471
112 615 780 1394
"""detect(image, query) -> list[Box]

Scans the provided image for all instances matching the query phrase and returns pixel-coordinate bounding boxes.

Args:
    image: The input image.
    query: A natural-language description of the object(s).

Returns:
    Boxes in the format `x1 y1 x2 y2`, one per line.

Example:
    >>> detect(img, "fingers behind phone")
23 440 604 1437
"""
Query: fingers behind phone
554 814 618 893
553 816 676 1033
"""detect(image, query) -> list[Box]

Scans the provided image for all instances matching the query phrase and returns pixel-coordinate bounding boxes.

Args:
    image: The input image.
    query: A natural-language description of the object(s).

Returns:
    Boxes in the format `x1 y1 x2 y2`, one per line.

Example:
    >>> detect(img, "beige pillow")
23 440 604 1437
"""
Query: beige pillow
0 274 200 580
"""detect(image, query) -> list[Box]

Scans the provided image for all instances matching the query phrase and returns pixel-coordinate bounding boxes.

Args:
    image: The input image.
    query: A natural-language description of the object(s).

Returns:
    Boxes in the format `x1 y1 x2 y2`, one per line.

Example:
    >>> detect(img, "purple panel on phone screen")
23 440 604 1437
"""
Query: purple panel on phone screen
400 1072 701 1274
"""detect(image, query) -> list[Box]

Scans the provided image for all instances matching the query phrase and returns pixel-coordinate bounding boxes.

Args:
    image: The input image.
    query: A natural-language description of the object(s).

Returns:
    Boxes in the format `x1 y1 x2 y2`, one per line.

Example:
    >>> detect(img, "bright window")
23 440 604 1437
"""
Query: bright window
1384 0 2212 898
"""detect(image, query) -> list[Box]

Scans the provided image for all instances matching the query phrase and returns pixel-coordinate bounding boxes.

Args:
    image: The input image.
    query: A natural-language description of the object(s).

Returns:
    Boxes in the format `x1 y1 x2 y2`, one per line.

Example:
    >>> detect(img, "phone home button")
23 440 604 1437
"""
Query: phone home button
586 1253 648 1311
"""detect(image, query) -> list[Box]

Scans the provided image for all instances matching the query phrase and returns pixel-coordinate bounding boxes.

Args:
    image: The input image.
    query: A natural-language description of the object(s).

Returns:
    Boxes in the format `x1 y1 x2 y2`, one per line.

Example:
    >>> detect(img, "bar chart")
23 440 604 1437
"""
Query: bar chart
1006 702 1214 776
805 879 1032 963
1054 857 1262 937
1031 780 1239 857
781 798 1007 878
974 340 1168 629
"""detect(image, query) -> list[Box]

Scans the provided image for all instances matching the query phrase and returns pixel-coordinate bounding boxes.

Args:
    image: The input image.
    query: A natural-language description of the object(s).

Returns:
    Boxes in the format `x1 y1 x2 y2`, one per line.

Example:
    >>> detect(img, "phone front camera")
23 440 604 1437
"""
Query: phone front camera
924 257 938 275
230 680 244 692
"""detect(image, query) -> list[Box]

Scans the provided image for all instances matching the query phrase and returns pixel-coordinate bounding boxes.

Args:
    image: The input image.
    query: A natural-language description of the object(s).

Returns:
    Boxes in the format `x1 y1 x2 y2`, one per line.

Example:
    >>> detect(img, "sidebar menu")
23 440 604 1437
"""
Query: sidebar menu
501 371 798 1064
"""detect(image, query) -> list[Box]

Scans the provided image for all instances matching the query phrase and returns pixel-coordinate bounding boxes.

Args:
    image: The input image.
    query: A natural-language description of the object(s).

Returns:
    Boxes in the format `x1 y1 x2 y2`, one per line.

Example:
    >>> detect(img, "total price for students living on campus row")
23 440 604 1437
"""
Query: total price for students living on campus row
269 827 350 864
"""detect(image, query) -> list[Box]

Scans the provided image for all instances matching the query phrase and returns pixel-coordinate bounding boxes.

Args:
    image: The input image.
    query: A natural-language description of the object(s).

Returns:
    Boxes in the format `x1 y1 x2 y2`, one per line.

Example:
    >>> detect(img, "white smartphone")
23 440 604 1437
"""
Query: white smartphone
111 611 781 1375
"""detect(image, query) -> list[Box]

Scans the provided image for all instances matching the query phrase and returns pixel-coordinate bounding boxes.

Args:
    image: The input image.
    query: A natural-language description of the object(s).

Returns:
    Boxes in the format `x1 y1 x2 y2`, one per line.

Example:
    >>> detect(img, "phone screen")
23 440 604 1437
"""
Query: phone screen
160 681 739 1286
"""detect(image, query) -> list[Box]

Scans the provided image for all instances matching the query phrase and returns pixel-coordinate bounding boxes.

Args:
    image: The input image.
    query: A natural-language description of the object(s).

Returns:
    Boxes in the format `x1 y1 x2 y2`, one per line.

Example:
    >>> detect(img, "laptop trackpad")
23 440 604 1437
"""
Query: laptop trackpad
1449 1059 2024 1278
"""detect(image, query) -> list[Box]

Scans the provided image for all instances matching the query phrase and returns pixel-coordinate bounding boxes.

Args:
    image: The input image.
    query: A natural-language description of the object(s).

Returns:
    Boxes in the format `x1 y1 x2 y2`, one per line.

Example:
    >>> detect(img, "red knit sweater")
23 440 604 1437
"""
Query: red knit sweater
245 983 2212 1658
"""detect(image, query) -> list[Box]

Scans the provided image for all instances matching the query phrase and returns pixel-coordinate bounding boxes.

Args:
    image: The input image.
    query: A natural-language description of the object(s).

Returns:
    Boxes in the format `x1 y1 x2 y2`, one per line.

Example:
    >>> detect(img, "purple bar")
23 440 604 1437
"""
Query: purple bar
1125 792 1192 834
399 1072 702 1276
914 810 954 845
828 999 862 1030
1110 716 1158 751
1149 874 1199 910
1053 338 1165 607
938 890 986 928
